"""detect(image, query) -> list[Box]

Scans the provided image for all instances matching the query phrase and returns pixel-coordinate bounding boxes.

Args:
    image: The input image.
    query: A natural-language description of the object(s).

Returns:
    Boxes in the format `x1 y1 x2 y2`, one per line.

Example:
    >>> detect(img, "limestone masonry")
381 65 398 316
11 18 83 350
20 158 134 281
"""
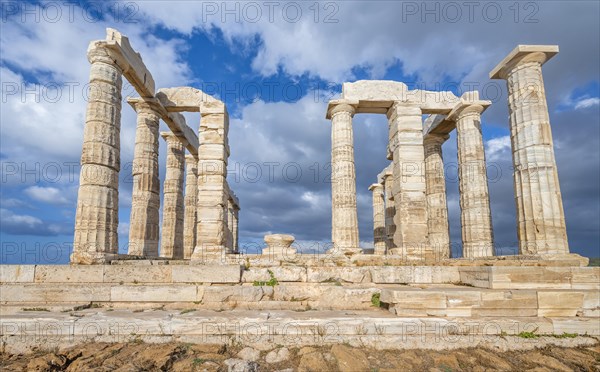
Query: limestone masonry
1 30 597 351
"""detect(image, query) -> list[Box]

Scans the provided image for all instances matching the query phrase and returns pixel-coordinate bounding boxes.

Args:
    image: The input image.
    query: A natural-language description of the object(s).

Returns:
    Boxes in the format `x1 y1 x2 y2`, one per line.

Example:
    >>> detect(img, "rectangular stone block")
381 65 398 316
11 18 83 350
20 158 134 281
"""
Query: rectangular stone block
537 291 584 309
551 318 600 336
201 286 272 302
0 284 110 302
446 291 481 307
110 285 200 302
0 265 35 283
103 266 172 283
381 289 446 309
307 267 372 283
34 265 104 283
369 267 413 284
242 267 306 283
571 267 600 289
271 284 325 301
172 265 241 283
479 290 538 309
489 267 572 289
458 267 491 288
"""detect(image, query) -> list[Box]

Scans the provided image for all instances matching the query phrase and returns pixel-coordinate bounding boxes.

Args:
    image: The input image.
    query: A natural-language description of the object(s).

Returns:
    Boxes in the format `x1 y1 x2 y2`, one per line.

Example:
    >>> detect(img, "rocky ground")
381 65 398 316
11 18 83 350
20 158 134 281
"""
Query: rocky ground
1 341 599 371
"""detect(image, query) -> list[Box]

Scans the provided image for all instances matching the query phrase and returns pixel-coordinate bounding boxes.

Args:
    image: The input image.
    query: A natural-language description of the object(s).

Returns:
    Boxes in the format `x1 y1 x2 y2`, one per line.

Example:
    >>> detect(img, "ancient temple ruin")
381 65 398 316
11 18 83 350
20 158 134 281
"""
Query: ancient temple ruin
1 30 596 352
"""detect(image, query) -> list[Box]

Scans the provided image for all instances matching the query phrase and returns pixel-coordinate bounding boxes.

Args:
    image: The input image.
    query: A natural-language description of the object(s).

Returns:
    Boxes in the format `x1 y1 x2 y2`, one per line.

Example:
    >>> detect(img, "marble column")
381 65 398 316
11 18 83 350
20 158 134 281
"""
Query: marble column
450 102 494 258
192 110 229 261
232 204 239 253
490 45 569 255
381 168 396 252
183 154 198 259
387 103 429 258
72 45 122 264
127 98 161 258
424 134 451 259
225 198 234 254
328 101 360 255
160 132 185 259
369 183 386 255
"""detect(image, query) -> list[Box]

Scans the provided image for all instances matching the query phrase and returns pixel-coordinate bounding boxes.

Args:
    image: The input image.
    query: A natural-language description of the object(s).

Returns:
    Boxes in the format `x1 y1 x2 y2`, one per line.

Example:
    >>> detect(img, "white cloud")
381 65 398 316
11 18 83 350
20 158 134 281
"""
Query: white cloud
485 136 511 162
24 186 70 205
0 208 42 227
574 97 600 110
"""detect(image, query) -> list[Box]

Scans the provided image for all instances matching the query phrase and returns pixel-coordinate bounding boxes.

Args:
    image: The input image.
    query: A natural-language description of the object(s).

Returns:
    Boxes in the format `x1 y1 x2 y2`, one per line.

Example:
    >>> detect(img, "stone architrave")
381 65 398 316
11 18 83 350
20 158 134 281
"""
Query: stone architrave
127 98 161 258
449 101 495 258
369 183 386 255
327 100 361 255
387 103 429 258
160 132 185 259
490 45 569 255
183 154 198 259
71 44 123 264
424 134 451 259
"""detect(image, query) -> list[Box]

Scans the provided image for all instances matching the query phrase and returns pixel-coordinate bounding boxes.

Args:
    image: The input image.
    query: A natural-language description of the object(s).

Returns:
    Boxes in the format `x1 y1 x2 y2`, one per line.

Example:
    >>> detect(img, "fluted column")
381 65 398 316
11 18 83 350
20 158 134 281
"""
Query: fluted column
160 132 185 259
328 101 360 255
424 134 451 259
126 98 161 258
232 204 239 253
183 154 198 259
381 168 396 252
387 103 429 258
490 45 569 255
450 102 494 258
192 110 229 261
72 45 122 264
369 183 386 255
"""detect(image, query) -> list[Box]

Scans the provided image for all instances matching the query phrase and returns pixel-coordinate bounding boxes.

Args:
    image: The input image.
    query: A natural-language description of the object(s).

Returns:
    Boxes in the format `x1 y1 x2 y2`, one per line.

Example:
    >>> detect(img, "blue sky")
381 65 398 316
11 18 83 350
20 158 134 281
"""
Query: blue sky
1 1 599 264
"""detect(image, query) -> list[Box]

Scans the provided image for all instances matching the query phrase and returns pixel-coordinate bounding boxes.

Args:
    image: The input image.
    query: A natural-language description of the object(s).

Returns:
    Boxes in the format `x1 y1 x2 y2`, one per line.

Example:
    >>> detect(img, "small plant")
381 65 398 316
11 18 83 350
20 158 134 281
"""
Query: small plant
245 257 251 270
517 327 539 339
22 307 49 312
553 332 578 338
355 324 368 335
133 279 139 284
371 293 381 307
180 308 195 315
374 324 386 335
253 269 279 286
192 358 205 366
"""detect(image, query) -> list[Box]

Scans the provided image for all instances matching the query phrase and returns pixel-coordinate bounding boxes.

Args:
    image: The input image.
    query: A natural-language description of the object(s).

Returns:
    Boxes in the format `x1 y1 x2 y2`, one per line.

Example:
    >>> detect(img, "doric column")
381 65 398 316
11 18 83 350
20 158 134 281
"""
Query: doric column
490 45 569 255
183 154 198 259
225 198 234 254
232 204 239 253
160 132 185 259
72 45 122 264
424 134 451 259
327 101 360 255
369 183 386 255
387 103 429 258
192 109 229 261
127 98 161 258
381 167 396 252
449 102 494 258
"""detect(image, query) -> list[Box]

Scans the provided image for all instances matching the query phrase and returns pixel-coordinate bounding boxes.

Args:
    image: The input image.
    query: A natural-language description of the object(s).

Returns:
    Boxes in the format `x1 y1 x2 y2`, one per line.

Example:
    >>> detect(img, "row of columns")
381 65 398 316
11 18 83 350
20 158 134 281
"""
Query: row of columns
72 42 239 263
339 45 570 258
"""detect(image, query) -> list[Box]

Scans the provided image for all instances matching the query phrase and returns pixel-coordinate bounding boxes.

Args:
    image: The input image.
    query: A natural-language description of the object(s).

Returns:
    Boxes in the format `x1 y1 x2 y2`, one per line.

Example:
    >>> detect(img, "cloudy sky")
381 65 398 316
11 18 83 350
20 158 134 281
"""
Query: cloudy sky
1 0 598 263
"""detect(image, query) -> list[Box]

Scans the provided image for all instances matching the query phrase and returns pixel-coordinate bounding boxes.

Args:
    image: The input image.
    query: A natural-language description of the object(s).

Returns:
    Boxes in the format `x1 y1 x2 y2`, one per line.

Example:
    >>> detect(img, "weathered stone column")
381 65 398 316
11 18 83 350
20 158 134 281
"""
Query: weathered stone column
225 198 234 254
449 101 494 258
72 45 122 264
127 98 161 258
380 167 396 252
327 100 360 255
183 154 198 259
160 132 185 259
232 204 239 253
424 134 451 259
490 45 569 255
192 108 229 261
387 103 429 258
369 183 386 255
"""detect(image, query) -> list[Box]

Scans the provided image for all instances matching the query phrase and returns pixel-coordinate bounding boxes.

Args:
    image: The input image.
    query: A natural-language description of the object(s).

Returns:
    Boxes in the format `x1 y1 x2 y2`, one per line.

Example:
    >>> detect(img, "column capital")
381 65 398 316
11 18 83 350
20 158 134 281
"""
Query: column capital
368 183 383 192
326 99 358 119
447 100 490 121
490 45 558 80
161 131 187 147
127 97 163 114
87 43 120 67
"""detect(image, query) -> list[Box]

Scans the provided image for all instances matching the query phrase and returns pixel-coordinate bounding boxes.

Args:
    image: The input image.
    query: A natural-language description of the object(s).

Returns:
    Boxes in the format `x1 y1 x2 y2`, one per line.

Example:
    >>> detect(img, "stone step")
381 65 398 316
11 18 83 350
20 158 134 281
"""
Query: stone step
1 309 599 355
3 264 598 288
